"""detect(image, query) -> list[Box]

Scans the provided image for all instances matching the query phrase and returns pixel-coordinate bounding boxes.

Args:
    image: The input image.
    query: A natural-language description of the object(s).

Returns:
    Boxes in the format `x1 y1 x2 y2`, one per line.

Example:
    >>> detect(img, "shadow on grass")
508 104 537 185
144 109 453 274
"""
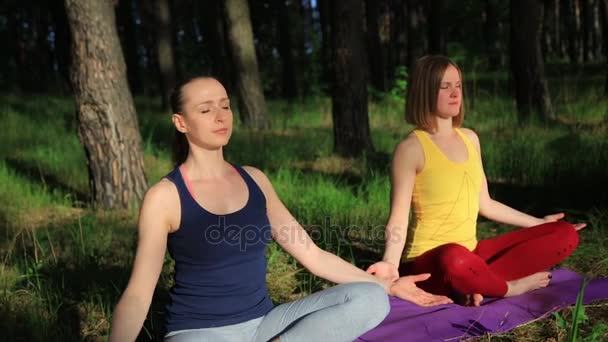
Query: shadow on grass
4 157 88 204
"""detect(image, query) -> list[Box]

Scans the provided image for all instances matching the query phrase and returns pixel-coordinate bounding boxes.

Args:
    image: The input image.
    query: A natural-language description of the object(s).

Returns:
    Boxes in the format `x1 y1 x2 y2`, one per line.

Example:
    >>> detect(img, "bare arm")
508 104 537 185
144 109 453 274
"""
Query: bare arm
381 137 422 266
463 129 545 227
245 166 452 306
109 181 177 342
244 167 390 287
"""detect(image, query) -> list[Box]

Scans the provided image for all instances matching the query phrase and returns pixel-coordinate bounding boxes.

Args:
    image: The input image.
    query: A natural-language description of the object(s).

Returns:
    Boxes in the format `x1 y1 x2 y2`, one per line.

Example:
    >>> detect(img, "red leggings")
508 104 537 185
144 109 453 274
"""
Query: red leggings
402 221 579 297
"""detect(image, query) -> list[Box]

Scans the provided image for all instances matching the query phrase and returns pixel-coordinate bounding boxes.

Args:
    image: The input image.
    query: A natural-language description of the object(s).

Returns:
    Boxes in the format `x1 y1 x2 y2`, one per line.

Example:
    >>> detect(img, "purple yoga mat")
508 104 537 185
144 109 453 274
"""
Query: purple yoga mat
356 269 608 342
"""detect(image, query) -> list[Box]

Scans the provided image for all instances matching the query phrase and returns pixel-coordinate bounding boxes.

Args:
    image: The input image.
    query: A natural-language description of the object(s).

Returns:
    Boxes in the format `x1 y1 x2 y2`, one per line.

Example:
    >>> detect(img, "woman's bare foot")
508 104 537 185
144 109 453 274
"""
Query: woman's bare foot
452 292 483 306
505 272 552 297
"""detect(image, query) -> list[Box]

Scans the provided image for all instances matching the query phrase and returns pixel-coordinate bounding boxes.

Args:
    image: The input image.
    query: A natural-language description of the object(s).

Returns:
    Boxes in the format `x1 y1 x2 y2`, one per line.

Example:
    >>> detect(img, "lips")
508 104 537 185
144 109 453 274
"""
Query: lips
213 128 228 134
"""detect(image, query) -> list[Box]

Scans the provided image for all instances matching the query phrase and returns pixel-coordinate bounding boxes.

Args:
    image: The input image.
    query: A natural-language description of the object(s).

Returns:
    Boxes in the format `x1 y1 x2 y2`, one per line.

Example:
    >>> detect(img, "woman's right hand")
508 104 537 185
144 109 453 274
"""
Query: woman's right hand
367 261 400 282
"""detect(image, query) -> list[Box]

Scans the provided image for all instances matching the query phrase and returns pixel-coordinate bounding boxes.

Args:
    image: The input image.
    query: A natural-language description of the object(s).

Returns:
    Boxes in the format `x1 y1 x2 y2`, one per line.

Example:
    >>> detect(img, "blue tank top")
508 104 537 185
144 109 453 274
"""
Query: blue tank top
163 164 274 333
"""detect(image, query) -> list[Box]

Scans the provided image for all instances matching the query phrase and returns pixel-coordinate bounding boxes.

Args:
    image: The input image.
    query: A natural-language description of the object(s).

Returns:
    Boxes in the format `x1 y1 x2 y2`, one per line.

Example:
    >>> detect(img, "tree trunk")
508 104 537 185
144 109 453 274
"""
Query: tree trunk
407 0 427 69
65 0 148 209
153 0 176 111
390 0 408 79
428 0 446 55
331 0 374 157
582 0 596 61
510 0 555 123
223 0 268 129
601 0 608 95
366 0 390 92
117 0 143 94
50 0 72 92
318 0 332 89
483 0 502 69
563 0 583 63
198 0 233 91
278 0 300 99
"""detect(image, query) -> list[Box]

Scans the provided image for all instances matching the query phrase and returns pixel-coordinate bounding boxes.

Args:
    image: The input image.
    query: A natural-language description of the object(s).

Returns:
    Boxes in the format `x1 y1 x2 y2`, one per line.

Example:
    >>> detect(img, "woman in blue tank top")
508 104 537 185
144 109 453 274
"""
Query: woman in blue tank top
109 77 452 342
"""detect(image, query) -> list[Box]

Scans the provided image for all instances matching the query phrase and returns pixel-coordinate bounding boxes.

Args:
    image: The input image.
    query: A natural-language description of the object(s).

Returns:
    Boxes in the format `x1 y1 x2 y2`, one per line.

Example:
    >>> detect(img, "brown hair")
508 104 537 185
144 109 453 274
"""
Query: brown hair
169 75 216 167
405 55 464 132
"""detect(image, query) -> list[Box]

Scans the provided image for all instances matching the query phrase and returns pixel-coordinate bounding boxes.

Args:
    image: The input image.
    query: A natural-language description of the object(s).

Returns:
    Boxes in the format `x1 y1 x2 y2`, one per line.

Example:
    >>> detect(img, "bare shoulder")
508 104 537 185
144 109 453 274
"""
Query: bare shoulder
241 165 273 192
393 132 424 166
459 127 481 150
140 178 180 232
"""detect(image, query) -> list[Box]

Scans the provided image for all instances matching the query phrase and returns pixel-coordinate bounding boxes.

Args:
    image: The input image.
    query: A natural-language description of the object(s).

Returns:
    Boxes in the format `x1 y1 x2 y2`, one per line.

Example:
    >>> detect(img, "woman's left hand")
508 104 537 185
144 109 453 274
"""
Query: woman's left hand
388 274 453 307
542 213 586 231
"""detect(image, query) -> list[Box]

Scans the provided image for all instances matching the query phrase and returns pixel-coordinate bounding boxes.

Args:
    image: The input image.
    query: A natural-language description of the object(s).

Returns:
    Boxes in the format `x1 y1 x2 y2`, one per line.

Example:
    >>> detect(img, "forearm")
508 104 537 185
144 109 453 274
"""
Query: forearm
382 222 408 266
480 199 542 228
306 249 388 290
109 293 151 342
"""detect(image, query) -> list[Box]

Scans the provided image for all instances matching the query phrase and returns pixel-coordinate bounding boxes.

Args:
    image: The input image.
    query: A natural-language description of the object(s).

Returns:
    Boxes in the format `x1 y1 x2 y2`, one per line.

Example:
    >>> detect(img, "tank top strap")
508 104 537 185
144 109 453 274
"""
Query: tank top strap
412 129 438 167
230 164 268 209
163 167 200 220
454 128 479 160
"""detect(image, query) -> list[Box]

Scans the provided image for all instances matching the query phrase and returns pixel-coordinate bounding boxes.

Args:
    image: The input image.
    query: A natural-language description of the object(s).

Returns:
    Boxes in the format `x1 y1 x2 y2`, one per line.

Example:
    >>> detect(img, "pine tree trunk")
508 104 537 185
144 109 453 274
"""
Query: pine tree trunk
117 0 143 94
198 0 233 91
154 0 176 111
483 0 502 69
278 0 300 99
65 0 147 209
366 0 390 92
331 0 374 157
407 0 427 69
510 0 555 123
601 0 608 95
224 0 268 129
318 0 333 89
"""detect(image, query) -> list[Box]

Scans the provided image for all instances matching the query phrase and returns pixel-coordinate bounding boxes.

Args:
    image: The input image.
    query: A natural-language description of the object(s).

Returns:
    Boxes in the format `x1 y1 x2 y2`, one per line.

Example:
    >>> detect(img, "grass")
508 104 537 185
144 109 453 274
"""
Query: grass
0 71 607 341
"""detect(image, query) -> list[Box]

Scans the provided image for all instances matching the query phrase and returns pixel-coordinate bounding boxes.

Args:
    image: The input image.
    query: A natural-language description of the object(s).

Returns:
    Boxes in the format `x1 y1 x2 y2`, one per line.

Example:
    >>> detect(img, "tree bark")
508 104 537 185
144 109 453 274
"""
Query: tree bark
65 0 148 209
153 0 177 111
331 0 374 157
223 0 268 129
510 0 555 123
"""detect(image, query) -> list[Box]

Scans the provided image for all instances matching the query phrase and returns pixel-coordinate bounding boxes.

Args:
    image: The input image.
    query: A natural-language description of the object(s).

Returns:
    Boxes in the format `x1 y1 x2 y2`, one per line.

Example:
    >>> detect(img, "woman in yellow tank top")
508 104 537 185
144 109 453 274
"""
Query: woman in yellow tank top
367 55 586 305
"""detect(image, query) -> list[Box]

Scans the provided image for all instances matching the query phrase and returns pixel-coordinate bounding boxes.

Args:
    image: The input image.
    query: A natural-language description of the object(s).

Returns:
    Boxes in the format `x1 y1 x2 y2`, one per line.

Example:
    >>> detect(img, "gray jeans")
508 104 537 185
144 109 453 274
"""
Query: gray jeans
165 282 390 342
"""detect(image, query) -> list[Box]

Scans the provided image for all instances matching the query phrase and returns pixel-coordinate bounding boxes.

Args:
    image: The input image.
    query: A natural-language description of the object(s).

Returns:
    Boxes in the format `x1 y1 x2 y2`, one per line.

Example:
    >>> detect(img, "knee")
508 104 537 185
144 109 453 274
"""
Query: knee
348 282 390 324
437 243 474 275
553 221 579 256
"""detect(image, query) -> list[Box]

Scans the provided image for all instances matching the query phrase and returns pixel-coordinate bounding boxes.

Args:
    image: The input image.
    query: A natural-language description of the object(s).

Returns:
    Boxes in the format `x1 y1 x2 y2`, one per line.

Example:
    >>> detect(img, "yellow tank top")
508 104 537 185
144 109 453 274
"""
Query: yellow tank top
403 128 483 261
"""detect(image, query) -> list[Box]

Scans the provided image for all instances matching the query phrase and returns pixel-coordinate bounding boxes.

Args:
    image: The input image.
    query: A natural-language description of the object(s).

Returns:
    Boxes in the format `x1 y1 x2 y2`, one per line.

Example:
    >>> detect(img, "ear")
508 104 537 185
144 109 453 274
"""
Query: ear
172 113 188 133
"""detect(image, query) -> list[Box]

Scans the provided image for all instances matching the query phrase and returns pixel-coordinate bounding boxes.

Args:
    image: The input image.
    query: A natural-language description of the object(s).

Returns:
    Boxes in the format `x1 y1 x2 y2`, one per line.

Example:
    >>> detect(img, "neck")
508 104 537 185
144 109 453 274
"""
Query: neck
432 117 454 137
181 146 228 179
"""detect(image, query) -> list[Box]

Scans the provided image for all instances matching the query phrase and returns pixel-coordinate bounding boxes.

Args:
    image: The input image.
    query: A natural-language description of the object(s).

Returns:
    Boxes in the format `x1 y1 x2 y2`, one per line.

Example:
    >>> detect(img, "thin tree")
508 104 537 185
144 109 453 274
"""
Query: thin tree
602 0 608 96
365 0 391 92
154 0 176 111
510 0 555 123
117 0 143 94
331 0 374 157
407 0 427 69
223 0 267 129
65 0 147 209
